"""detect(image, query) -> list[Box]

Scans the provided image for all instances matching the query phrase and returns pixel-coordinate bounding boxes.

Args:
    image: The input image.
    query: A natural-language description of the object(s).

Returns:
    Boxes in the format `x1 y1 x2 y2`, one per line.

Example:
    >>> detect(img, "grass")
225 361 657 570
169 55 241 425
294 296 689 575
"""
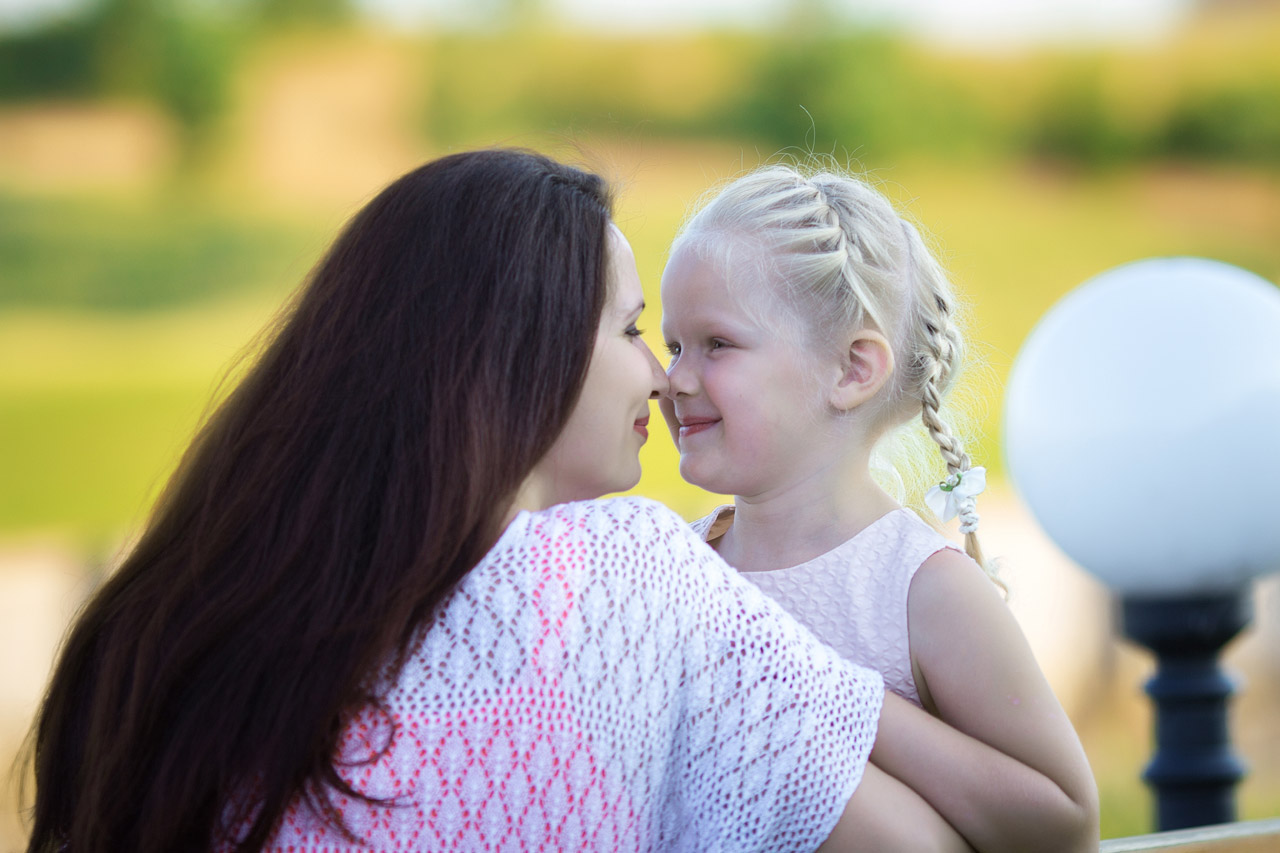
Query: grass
0 297 287 542
3 155 1279 541
0 190 319 310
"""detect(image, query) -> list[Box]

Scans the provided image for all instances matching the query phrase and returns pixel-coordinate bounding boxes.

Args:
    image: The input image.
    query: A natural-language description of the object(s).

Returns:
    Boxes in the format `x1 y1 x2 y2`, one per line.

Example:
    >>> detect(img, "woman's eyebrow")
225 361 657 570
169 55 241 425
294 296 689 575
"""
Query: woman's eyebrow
622 299 646 318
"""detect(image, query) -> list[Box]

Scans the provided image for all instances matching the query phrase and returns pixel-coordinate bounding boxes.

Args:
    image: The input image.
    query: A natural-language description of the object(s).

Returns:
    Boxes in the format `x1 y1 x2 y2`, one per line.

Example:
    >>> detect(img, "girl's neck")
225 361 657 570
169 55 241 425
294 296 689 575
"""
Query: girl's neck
715 457 900 573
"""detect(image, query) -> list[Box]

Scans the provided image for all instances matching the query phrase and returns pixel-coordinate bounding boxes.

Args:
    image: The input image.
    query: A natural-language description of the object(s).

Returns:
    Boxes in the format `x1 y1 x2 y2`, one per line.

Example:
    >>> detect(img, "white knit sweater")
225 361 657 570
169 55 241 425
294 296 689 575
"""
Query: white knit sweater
249 497 883 852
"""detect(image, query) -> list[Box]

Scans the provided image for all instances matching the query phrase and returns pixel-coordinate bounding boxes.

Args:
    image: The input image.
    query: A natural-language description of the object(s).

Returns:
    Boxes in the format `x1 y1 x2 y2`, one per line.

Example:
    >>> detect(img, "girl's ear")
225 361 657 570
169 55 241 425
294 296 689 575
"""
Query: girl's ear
830 330 894 412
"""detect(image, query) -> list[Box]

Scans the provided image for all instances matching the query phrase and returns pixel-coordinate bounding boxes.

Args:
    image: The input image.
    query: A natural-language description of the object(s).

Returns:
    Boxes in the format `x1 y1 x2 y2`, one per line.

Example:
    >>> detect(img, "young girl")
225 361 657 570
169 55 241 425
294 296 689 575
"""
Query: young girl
659 164 1100 852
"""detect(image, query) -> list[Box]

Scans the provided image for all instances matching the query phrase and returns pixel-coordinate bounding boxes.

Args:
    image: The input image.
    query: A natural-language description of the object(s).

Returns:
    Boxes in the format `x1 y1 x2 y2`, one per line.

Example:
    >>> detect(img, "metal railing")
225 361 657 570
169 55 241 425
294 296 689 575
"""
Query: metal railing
1099 818 1280 852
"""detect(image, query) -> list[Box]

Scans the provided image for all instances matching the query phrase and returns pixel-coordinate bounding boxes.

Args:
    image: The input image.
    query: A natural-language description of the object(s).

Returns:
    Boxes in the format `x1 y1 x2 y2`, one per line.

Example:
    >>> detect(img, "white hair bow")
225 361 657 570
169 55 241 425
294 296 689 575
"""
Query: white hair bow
925 466 986 534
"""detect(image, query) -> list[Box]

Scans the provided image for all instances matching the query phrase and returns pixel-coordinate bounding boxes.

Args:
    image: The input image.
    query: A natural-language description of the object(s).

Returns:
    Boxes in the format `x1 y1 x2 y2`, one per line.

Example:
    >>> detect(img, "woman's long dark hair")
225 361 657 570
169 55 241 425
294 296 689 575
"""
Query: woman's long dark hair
24 149 613 852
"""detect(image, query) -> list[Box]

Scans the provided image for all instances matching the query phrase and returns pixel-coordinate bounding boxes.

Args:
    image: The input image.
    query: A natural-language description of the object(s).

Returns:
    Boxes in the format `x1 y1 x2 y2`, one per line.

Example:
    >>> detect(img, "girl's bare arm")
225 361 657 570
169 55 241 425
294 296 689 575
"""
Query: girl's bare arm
873 549 1099 852
819 760 973 853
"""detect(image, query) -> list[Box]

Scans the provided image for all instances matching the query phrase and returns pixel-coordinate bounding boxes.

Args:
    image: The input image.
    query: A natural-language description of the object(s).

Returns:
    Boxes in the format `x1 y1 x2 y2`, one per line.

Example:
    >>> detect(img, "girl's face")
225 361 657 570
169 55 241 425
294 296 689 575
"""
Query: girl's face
528 226 668 506
659 244 838 498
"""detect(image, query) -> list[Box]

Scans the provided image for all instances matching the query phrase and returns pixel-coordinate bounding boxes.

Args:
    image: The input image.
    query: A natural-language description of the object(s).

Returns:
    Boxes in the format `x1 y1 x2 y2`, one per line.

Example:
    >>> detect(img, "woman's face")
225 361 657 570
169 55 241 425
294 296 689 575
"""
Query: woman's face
524 225 669 508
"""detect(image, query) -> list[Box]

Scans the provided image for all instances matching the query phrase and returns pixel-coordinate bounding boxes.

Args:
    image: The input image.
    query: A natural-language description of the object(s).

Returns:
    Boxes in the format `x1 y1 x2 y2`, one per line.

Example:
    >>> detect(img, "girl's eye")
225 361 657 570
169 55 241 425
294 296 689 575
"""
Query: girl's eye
709 339 727 351
665 342 681 356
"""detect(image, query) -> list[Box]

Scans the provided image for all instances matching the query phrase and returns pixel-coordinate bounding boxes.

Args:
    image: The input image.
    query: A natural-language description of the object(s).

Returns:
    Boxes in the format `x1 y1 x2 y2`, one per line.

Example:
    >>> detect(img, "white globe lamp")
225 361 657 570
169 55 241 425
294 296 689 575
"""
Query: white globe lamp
1004 257 1280 831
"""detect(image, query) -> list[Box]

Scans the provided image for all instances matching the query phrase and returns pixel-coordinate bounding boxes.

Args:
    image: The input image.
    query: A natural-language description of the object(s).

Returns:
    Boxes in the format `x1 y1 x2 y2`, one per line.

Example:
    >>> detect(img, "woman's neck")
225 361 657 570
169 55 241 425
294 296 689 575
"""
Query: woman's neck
714 453 900 573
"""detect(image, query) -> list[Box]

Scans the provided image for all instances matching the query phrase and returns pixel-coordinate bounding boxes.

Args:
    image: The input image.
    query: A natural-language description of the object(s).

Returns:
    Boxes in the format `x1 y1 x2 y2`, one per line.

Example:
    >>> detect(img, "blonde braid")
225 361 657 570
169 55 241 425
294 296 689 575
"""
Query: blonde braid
916 281 1001 590
808 179 892 341
919 296 969 476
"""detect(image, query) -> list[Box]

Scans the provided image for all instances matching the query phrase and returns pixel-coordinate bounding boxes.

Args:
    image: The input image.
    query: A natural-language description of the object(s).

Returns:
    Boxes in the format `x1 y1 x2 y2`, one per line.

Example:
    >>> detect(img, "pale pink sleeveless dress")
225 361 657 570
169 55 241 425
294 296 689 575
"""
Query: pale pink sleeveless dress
691 506 963 707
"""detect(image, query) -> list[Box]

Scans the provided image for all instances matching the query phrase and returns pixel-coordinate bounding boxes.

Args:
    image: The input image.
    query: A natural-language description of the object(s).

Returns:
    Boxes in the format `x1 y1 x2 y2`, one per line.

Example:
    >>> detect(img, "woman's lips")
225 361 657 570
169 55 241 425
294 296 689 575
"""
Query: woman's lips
678 417 719 439
633 414 649 440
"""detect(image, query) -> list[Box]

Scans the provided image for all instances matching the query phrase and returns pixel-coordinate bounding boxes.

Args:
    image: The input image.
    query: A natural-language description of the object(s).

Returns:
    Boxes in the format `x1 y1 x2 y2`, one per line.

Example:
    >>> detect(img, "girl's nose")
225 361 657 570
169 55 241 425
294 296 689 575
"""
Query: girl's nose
664 352 695 398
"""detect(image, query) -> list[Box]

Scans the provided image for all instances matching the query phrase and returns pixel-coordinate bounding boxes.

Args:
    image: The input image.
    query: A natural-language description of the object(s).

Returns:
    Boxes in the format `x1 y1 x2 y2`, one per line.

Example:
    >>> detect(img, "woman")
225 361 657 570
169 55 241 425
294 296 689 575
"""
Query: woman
26 150 969 852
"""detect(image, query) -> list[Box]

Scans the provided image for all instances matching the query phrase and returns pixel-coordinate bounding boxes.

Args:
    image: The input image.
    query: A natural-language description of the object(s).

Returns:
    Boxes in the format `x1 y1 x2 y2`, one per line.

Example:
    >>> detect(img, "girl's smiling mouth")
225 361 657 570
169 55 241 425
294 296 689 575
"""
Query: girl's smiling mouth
677 416 719 439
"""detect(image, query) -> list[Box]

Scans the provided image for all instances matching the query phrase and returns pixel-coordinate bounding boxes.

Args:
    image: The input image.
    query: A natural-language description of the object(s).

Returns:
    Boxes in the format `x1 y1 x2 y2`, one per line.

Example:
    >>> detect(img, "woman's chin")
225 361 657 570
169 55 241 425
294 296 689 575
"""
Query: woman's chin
589 459 643 501
614 461 643 495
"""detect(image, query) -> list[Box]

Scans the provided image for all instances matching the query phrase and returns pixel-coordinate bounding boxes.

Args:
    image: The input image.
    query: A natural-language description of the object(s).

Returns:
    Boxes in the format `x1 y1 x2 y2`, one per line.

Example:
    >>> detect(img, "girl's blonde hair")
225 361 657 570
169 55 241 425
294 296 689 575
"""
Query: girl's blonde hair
672 163 998 586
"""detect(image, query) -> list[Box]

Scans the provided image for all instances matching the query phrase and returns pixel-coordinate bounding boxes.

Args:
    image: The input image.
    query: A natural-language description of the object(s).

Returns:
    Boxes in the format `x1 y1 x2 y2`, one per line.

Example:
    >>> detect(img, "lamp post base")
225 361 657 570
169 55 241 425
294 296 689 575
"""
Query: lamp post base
1120 590 1251 832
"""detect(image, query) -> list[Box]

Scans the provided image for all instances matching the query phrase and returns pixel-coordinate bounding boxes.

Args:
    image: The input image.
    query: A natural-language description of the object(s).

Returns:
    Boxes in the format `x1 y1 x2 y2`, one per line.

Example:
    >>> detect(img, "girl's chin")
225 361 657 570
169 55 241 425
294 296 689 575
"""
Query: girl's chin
678 457 731 494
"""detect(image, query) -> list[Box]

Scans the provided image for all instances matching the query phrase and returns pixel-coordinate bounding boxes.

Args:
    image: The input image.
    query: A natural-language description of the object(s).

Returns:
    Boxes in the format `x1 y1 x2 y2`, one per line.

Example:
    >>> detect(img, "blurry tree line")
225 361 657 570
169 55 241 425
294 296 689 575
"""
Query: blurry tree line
0 0 351 146
1 0 1278 167
423 25 1280 168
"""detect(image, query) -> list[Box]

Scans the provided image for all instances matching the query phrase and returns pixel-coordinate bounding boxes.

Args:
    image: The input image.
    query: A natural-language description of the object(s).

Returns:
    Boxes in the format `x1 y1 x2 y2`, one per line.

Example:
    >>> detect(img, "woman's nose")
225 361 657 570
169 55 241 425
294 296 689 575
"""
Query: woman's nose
643 341 670 399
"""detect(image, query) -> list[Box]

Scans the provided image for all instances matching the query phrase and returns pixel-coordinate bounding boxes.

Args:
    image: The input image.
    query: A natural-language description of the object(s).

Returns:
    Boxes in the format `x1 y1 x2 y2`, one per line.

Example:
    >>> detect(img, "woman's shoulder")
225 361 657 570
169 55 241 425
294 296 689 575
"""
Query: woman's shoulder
516 495 700 543
488 496 716 586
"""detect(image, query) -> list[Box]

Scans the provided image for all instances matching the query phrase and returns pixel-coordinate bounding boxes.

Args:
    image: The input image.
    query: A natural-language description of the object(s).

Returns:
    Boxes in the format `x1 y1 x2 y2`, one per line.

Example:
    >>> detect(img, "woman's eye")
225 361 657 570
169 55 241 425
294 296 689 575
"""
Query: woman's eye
626 325 644 338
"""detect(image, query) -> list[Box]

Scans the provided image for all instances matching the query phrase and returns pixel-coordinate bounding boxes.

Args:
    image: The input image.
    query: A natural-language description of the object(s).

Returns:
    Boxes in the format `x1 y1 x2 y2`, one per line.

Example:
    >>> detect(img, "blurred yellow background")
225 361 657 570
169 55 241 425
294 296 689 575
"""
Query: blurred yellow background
3 0 1279 847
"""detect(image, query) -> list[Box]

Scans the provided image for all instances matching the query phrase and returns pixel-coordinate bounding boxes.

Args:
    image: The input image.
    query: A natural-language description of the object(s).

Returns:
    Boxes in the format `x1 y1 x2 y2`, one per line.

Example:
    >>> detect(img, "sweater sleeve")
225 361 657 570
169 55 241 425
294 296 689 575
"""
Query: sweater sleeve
578 497 885 852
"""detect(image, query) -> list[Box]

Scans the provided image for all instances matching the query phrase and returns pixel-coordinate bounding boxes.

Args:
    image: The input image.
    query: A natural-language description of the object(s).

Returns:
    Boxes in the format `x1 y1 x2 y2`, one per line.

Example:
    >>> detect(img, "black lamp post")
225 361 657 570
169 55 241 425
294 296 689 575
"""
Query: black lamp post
1120 592 1250 830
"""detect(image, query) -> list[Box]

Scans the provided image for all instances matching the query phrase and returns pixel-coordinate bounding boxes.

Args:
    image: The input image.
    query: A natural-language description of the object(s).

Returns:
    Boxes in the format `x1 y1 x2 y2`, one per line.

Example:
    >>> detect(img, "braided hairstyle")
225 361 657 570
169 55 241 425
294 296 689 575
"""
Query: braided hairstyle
672 163 997 584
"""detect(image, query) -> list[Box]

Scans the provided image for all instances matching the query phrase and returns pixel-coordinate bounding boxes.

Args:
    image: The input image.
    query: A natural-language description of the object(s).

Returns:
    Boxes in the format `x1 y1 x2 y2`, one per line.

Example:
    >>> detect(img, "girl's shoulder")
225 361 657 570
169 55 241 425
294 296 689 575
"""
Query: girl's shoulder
874 507 969 567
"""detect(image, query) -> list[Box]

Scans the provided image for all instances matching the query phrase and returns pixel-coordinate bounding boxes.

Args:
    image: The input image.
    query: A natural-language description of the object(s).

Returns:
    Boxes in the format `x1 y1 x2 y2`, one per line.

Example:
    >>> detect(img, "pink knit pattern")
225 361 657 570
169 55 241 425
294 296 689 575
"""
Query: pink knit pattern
239 497 883 852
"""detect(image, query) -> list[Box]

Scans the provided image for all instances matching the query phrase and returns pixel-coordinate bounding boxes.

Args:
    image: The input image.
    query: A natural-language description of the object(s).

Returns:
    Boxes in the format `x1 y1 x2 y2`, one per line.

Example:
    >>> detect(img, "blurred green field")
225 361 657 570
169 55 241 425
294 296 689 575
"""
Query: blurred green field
0 299 292 541
4 155 1278 545
0 193 317 309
